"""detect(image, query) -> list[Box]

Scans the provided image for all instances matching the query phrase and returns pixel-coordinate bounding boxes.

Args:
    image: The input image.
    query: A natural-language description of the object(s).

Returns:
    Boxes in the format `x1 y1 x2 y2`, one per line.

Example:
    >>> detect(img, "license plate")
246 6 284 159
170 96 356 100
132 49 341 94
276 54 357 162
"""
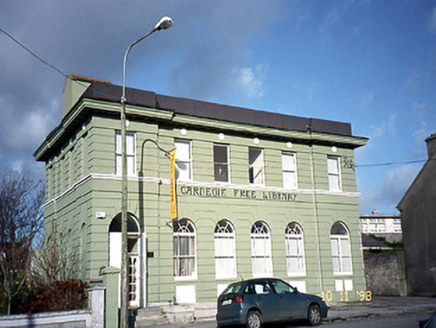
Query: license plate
222 299 232 305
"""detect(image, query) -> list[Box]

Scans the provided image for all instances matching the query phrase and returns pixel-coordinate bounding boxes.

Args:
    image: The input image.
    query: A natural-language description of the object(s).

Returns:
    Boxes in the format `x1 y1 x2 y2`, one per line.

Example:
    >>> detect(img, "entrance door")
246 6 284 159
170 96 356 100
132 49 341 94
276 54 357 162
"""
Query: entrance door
109 214 142 308
128 254 140 307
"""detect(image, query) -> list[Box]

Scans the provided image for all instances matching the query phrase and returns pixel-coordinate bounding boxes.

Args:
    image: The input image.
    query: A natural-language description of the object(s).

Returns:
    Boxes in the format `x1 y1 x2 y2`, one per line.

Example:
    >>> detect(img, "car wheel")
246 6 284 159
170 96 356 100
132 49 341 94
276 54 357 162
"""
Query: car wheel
307 304 321 326
246 310 262 328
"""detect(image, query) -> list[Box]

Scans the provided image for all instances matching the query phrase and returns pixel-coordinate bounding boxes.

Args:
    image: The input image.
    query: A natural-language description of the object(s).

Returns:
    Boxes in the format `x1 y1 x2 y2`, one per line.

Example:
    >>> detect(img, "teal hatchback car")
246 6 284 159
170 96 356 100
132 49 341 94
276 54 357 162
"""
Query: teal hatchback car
216 278 328 328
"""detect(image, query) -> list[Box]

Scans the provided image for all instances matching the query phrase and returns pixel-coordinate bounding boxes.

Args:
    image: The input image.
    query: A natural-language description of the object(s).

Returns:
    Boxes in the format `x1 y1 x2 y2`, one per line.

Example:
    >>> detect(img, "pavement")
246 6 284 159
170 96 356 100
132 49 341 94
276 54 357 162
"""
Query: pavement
326 296 436 323
136 296 436 327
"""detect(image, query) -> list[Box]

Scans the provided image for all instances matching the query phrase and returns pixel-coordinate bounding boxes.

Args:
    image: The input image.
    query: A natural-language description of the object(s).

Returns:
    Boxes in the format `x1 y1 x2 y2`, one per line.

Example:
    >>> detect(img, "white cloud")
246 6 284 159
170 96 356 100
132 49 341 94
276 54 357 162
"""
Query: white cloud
381 164 422 206
404 71 420 91
368 112 397 140
410 102 432 144
232 64 267 98
10 99 59 149
428 6 436 33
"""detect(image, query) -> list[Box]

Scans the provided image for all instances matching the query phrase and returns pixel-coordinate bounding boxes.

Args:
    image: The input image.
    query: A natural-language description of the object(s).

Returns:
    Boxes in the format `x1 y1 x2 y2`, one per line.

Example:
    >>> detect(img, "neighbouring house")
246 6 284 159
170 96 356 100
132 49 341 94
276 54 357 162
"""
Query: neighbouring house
397 133 436 297
360 212 406 296
34 75 368 326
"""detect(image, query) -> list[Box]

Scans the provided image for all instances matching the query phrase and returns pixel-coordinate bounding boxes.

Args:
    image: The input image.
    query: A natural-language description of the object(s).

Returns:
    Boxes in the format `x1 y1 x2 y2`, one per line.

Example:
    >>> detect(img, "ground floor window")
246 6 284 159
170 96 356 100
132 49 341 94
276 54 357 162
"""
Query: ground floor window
214 219 236 279
173 219 197 278
251 221 273 277
285 222 306 276
330 221 352 275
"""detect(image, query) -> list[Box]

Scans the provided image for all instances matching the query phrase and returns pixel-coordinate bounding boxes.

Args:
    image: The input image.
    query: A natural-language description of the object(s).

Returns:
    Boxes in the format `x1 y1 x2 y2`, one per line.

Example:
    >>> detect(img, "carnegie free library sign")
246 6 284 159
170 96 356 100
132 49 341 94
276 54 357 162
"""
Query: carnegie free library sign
179 185 298 202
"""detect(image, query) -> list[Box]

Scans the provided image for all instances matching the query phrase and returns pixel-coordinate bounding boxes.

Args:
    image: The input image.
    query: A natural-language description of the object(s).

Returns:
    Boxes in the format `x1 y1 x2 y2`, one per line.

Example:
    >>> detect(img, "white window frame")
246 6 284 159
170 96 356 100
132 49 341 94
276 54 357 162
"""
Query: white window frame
249 147 265 185
115 131 136 176
393 219 402 232
330 222 353 275
213 144 230 183
282 152 298 189
327 155 342 191
285 222 306 277
251 221 273 277
174 139 192 181
173 219 197 280
214 220 236 279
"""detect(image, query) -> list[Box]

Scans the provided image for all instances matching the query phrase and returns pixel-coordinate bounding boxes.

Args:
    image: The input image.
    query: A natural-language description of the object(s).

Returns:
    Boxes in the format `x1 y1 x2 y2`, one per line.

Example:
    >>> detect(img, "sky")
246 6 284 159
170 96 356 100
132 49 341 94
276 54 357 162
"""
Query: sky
0 0 435 215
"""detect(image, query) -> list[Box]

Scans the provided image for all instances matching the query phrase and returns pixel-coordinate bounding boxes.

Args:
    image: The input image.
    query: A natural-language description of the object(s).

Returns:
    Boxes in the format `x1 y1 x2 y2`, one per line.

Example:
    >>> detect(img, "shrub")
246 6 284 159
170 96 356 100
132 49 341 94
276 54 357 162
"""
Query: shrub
29 279 89 313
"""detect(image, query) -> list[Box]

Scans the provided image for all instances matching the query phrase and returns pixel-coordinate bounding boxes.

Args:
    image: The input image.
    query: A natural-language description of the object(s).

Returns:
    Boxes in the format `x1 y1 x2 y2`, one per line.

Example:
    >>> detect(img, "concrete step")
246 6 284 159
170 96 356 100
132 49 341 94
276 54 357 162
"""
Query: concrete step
135 307 169 327
194 302 216 321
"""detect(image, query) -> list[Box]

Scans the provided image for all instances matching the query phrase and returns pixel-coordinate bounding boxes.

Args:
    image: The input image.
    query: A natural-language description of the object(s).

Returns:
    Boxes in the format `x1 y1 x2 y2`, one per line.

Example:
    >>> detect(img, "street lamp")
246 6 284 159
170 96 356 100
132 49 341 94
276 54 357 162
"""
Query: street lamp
120 16 173 328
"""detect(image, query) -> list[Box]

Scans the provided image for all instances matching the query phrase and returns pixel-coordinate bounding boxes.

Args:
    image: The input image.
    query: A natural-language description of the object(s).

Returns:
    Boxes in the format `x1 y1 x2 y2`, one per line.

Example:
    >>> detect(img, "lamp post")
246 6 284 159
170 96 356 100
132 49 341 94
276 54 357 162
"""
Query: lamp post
120 16 173 328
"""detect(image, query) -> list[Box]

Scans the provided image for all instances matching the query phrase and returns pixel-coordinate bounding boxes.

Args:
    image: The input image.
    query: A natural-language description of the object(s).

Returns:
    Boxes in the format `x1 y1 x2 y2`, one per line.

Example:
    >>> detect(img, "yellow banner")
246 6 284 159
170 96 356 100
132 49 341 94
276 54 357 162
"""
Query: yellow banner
170 150 178 220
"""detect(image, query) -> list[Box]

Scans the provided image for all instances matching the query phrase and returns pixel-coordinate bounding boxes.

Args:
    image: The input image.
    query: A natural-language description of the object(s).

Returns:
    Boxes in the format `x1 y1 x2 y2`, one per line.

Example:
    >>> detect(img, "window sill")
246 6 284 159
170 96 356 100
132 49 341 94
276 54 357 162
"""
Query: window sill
215 276 237 280
333 272 353 276
174 274 198 282
287 273 307 278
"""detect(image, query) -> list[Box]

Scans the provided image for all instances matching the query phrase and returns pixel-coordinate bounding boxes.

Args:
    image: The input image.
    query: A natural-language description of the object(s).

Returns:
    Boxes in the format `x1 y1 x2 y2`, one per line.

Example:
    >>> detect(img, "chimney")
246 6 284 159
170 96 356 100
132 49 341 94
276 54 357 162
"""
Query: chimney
425 134 436 159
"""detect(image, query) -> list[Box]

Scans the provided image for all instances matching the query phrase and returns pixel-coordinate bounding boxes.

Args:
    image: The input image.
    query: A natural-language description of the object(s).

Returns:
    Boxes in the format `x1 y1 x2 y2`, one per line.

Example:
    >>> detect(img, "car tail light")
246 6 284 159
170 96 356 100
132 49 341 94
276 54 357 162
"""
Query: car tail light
235 296 243 303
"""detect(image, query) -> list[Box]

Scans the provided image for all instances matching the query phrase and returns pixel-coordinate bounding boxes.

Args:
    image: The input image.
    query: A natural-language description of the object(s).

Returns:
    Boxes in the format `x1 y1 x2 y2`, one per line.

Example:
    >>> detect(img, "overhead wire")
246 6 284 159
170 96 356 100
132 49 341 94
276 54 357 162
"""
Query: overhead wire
355 159 428 168
1 27 433 170
0 26 112 95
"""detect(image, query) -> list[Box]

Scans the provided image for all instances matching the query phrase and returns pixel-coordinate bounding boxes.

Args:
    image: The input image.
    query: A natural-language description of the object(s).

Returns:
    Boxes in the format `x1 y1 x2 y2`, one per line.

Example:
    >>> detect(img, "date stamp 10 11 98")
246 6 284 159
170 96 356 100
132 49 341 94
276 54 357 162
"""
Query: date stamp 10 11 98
321 290 373 302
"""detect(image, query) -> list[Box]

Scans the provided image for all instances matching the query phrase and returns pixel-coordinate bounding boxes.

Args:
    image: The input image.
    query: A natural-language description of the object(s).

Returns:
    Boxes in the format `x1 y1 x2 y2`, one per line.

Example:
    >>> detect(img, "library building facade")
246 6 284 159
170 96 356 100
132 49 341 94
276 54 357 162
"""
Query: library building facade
34 75 368 313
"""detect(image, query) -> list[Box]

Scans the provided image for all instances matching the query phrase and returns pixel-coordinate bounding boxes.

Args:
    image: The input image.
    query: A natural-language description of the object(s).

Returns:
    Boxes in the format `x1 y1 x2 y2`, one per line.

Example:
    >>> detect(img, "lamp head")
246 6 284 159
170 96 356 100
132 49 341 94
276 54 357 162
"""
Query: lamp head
155 16 173 31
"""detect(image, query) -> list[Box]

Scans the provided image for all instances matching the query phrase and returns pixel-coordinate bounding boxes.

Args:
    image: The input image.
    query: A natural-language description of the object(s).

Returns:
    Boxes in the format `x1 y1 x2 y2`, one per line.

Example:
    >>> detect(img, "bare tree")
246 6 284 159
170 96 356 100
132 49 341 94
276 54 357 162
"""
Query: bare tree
0 170 44 315
30 221 79 286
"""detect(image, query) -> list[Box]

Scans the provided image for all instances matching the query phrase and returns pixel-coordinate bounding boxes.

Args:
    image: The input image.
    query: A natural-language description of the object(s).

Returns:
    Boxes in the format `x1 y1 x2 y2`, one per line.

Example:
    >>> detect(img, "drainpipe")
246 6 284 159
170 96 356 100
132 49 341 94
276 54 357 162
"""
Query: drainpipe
308 122 325 293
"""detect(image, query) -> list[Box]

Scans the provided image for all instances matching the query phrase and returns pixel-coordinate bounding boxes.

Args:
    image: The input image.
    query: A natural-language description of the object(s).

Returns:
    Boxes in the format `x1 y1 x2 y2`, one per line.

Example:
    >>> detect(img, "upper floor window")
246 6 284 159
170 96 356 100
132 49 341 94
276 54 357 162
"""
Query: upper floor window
285 222 306 276
251 221 272 277
327 155 342 191
173 219 197 278
174 139 192 181
115 131 136 176
282 152 298 189
393 219 402 232
214 220 236 279
330 222 352 275
214 144 230 183
249 148 264 185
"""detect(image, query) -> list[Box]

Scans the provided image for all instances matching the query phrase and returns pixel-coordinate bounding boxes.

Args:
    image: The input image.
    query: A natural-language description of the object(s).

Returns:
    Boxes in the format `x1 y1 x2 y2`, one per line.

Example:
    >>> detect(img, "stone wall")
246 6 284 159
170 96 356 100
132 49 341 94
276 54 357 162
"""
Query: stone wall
0 288 104 328
364 250 407 296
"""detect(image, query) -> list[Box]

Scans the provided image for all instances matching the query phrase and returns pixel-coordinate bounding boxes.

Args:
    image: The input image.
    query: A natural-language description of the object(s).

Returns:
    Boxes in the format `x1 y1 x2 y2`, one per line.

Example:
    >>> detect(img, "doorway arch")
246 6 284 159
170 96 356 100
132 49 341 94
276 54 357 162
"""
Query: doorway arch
109 213 143 308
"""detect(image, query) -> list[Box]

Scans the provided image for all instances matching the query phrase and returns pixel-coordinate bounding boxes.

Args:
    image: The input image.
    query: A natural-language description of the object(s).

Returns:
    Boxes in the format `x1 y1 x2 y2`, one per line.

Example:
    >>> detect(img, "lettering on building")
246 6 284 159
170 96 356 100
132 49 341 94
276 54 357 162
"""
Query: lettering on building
179 186 297 202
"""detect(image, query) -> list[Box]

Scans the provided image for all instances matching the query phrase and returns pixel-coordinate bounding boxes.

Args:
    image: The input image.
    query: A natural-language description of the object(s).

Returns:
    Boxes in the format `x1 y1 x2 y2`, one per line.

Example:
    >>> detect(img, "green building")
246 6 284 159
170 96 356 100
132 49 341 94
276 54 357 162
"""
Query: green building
34 74 368 315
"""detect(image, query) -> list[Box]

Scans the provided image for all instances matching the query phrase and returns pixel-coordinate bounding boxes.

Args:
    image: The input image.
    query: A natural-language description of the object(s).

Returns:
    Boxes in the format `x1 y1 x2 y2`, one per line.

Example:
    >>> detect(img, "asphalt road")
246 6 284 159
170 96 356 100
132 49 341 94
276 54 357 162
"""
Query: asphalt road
152 311 432 328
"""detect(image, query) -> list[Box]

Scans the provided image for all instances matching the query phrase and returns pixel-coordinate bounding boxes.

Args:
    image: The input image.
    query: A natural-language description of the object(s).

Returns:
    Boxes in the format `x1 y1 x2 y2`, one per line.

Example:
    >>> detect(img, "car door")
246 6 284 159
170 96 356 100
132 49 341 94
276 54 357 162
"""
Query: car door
250 280 281 323
270 279 307 320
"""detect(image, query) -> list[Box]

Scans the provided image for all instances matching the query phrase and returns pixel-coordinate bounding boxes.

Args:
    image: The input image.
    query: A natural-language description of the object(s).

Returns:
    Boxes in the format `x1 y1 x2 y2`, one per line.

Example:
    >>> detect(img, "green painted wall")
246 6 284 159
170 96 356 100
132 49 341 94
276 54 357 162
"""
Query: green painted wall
39 99 367 308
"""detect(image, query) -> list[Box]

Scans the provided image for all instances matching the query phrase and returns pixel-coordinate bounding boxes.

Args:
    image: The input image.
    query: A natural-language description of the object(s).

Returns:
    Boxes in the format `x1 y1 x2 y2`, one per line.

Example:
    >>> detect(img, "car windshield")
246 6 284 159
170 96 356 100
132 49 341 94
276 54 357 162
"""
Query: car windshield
222 282 243 295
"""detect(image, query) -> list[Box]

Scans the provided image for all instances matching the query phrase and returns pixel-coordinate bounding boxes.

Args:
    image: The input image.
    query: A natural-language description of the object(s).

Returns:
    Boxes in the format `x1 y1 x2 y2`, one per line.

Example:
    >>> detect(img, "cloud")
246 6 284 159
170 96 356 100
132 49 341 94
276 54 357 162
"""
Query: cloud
232 65 267 98
428 6 436 33
410 102 433 144
368 113 397 140
404 71 421 91
359 163 422 214
360 90 386 108
380 164 422 206
0 0 285 175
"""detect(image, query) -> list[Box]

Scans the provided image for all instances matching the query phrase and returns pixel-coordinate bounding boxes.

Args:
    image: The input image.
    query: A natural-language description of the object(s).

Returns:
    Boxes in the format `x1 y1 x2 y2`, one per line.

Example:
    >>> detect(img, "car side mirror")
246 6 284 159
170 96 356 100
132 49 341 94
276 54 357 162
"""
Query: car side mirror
293 287 299 293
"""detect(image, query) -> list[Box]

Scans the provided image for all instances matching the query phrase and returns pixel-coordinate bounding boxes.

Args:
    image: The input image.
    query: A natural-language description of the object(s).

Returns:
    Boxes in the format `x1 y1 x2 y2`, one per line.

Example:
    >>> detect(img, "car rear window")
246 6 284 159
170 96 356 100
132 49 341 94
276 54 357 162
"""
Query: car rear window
222 282 243 295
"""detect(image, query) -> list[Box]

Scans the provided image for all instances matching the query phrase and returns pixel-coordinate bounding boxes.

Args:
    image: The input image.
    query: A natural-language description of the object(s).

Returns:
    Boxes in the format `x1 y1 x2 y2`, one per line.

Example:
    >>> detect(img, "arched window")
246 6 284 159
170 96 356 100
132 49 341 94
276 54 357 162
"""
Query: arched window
330 222 352 274
173 219 197 278
214 220 236 279
251 221 273 277
285 222 306 276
